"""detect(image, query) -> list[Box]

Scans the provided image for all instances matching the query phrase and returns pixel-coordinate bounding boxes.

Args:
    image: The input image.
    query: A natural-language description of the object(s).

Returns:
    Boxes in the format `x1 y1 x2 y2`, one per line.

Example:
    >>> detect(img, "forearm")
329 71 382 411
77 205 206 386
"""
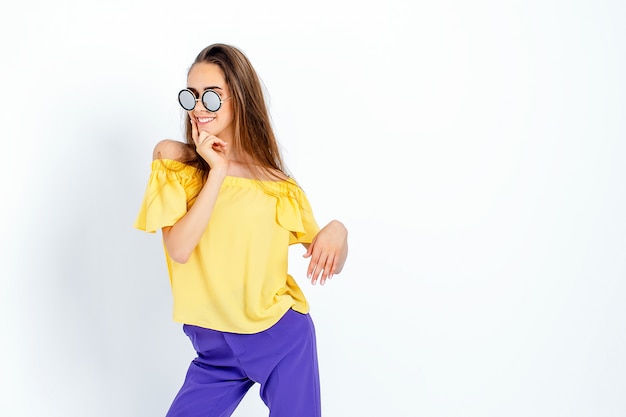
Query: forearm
162 168 227 263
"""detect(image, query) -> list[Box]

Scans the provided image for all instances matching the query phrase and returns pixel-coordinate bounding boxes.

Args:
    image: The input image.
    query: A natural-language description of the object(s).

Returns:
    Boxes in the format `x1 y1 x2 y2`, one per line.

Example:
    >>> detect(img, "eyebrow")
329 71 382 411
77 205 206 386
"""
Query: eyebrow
188 86 224 94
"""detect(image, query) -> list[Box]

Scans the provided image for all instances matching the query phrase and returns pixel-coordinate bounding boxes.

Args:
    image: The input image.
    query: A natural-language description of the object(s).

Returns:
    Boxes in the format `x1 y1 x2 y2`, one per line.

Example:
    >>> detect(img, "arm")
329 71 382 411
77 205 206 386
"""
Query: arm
162 167 226 263
157 122 229 263
303 220 348 285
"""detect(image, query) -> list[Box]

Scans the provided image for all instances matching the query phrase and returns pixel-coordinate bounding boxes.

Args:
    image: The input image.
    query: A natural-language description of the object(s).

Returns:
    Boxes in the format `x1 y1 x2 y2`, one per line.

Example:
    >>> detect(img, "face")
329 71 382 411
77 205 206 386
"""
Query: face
186 62 234 142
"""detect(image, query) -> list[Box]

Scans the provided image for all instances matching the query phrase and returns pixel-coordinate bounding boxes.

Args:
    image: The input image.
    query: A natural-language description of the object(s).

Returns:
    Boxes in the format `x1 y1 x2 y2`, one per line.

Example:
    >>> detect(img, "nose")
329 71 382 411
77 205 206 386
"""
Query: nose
192 98 208 112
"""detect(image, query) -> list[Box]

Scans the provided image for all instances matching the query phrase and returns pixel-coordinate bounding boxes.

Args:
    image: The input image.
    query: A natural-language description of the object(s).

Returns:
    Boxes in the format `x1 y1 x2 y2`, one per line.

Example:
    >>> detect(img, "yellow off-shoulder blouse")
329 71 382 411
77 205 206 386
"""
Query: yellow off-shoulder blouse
134 159 320 334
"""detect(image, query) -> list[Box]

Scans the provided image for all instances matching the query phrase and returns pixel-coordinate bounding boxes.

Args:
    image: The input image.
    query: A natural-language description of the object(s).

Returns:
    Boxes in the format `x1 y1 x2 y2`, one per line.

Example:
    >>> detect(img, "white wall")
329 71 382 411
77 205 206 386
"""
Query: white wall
1 1 625 416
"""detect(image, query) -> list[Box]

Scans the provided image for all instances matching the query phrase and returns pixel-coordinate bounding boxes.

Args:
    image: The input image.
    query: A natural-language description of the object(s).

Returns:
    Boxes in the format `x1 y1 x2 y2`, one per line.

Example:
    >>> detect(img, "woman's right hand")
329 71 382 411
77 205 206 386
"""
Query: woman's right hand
191 117 229 170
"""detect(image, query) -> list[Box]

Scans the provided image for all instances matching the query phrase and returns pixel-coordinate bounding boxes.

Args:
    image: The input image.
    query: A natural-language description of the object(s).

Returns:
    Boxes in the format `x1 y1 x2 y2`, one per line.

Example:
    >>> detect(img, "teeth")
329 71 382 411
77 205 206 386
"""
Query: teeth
197 117 214 123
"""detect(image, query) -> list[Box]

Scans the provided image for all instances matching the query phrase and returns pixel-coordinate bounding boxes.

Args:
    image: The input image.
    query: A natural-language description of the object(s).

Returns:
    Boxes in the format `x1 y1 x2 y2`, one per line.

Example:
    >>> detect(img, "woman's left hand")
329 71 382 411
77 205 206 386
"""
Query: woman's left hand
303 220 348 285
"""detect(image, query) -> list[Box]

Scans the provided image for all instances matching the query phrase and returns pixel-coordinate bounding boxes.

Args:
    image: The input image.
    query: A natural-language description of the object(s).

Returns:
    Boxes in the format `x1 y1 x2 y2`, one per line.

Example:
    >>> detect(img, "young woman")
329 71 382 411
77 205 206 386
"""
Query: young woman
134 43 348 417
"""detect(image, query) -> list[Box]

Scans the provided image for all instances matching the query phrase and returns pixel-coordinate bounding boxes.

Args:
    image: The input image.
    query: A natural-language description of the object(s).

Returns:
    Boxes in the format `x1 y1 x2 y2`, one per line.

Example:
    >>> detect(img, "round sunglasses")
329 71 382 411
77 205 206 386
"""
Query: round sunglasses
178 89 230 112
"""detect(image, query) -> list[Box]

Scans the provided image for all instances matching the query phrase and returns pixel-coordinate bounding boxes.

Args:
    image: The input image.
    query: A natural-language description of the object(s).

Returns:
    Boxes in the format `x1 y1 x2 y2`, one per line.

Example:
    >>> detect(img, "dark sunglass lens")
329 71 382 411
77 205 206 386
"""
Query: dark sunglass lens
178 90 196 110
202 90 221 112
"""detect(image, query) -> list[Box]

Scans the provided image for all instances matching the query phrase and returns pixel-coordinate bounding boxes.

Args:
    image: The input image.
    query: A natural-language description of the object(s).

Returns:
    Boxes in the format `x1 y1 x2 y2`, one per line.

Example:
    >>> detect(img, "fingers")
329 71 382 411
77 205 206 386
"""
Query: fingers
302 242 313 259
305 240 319 280
192 123 229 168
303 221 348 286
190 116 199 145
190 115 228 154
208 138 229 154
318 253 337 285
306 244 337 286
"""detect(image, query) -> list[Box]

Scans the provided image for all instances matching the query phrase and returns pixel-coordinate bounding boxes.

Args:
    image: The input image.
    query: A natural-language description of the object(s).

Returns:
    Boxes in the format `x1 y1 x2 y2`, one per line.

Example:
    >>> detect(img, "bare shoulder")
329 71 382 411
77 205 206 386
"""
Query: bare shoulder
152 139 193 161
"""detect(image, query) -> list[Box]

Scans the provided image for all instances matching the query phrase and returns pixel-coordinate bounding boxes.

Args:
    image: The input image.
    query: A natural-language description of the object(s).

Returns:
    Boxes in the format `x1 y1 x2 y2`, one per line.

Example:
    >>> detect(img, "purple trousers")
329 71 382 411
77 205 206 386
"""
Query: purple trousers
165 309 321 417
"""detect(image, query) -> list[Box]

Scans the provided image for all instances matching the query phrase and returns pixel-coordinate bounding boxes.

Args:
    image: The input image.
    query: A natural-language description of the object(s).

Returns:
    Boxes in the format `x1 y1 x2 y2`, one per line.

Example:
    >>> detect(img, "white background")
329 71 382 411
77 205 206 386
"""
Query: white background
1 1 625 416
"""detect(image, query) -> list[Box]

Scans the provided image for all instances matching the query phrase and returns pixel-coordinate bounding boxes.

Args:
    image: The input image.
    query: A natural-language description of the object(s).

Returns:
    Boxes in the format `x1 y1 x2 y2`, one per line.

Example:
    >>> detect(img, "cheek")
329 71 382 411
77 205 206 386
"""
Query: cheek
222 106 234 123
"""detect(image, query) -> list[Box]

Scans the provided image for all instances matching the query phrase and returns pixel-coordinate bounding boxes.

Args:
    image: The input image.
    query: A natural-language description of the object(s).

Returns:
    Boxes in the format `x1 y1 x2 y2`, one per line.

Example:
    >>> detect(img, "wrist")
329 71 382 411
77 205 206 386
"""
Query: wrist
329 219 347 233
208 166 228 180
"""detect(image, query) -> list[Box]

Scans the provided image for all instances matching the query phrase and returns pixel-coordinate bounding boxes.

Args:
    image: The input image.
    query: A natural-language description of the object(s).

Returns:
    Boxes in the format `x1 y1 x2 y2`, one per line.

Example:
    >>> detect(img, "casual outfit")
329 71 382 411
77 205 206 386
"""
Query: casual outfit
134 159 321 416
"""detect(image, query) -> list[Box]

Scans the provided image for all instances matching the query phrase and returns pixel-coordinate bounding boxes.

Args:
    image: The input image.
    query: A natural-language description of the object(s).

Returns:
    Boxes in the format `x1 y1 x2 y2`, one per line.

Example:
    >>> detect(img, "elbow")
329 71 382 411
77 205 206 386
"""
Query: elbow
170 256 189 264
164 242 192 264
168 248 192 264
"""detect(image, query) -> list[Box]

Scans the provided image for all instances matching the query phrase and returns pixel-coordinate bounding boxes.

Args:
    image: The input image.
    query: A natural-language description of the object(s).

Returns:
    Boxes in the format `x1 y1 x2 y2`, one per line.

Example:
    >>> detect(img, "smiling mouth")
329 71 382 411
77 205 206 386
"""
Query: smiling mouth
197 117 215 123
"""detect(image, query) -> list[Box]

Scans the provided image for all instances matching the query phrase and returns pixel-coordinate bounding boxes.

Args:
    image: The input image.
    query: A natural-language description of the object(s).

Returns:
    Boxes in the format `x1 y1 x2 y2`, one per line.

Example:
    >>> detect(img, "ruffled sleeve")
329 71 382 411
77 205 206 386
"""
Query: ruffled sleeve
133 159 203 233
275 181 320 245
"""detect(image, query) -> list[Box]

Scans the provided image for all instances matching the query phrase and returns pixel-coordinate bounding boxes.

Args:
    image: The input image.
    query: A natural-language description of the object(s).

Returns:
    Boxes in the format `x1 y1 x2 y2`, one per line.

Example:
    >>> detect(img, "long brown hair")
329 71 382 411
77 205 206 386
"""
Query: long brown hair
182 43 287 181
